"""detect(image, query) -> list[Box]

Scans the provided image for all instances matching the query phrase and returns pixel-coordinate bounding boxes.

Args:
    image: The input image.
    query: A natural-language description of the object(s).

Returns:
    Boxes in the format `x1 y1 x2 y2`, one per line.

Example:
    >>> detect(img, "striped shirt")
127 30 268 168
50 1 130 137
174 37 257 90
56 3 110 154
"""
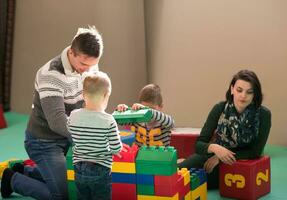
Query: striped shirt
68 109 122 168
26 46 99 139
127 109 175 147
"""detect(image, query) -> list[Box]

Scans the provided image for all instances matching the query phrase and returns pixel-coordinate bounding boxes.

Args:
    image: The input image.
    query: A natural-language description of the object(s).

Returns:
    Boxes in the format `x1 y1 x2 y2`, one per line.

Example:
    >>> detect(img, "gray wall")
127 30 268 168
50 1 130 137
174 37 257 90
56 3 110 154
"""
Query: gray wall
11 0 287 146
11 0 147 113
144 0 287 146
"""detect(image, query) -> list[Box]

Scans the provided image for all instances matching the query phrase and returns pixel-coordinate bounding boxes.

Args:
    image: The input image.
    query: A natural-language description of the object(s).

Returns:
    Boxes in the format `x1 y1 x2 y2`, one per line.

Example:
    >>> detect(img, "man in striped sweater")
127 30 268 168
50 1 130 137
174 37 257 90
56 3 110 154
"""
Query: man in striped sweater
68 71 122 200
117 84 175 147
1 26 103 200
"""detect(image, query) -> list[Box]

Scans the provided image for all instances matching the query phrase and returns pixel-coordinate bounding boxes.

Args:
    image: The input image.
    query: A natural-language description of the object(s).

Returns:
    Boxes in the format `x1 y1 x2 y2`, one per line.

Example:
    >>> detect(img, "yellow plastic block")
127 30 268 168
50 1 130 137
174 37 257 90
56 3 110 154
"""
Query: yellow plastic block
184 191 191 200
138 193 179 200
178 168 190 186
67 170 75 181
112 162 135 173
191 182 207 200
0 161 9 178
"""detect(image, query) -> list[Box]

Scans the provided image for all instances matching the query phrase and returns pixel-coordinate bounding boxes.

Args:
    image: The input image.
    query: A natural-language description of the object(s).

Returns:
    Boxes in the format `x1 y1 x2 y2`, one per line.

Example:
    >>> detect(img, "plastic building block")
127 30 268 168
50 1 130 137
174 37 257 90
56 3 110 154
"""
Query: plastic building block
136 174 154 185
137 184 155 195
178 183 190 200
112 183 137 200
190 168 206 185
154 172 179 187
112 107 153 124
219 155 270 200
136 146 177 176
68 180 77 200
190 182 207 200
112 172 136 184
112 162 136 173
170 130 200 158
66 147 74 170
137 193 179 200
178 168 191 186
8 159 23 168
120 130 136 145
113 143 139 162
67 169 75 181
0 161 8 178
23 159 36 167
0 104 7 129
154 173 184 197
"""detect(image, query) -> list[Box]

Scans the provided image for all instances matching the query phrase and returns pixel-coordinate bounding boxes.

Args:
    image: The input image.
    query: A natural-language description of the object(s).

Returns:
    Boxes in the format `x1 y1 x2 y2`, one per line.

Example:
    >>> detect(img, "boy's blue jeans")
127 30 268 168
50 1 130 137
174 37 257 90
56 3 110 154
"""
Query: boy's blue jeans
11 131 70 200
74 162 111 200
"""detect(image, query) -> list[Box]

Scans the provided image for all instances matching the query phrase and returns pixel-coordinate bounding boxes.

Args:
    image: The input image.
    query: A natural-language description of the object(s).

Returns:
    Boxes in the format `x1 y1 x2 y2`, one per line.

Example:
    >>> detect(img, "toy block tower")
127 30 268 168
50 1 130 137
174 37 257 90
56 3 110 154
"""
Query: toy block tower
136 146 191 199
112 107 153 124
0 104 7 129
220 155 271 200
66 148 77 200
112 144 139 200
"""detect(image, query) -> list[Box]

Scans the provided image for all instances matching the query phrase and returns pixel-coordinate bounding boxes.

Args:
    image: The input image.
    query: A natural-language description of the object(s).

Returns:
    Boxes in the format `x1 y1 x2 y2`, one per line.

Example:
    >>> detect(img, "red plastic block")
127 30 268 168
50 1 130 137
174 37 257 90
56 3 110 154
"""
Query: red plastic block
170 128 200 158
112 183 136 200
220 156 270 200
113 143 139 162
154 173 184 196
23 159 36 167
179 182 190 200
0 104 7 129
154 172 179 186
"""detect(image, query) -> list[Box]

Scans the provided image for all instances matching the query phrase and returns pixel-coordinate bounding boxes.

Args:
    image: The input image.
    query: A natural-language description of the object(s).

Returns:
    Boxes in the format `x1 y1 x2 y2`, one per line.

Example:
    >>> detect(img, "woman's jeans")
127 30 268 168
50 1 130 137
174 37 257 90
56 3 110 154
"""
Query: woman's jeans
11 131 70 200
74 162 111 200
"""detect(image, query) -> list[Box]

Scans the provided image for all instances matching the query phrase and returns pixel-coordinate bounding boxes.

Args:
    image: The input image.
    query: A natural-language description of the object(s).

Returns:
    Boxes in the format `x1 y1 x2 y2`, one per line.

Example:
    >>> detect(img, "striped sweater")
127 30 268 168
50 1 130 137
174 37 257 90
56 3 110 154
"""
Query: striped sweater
68 109 123 168
26 46 99 139
127 109 175 147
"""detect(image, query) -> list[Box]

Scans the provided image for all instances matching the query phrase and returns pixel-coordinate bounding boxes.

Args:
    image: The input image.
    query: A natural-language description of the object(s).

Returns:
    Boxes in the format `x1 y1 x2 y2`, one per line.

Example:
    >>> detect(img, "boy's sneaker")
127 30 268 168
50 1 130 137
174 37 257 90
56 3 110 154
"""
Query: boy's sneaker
12 163 24 174
1 168 14 198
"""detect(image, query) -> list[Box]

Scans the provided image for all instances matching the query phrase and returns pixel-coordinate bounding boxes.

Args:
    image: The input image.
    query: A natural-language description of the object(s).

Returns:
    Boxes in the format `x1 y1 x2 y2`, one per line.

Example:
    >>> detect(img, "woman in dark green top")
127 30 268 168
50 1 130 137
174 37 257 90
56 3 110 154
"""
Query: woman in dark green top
178 69 271 189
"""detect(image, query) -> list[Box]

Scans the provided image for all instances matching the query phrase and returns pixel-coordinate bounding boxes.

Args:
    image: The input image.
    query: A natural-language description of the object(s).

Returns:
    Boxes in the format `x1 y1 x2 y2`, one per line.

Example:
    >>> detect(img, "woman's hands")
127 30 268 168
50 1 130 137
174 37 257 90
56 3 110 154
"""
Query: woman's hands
204 155 220 173
208 144 236 165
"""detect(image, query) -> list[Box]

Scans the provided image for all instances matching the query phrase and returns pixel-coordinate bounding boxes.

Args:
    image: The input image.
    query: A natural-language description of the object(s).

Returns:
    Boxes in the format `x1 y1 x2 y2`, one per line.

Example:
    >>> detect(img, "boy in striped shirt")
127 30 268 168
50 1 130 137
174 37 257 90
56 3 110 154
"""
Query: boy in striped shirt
117 84 175 147
68 71 122 200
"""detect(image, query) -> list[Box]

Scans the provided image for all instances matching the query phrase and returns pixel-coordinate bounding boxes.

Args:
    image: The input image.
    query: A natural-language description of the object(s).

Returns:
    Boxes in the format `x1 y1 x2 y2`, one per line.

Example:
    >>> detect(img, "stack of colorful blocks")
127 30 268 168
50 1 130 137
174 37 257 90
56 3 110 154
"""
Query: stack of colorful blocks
66 145 208 200
112 144 139 200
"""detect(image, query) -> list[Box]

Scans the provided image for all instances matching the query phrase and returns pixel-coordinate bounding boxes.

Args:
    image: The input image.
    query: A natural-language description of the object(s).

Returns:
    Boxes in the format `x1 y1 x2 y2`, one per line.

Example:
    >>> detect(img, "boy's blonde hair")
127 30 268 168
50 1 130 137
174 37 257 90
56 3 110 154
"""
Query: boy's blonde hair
83 71 111 99
138 84 163 107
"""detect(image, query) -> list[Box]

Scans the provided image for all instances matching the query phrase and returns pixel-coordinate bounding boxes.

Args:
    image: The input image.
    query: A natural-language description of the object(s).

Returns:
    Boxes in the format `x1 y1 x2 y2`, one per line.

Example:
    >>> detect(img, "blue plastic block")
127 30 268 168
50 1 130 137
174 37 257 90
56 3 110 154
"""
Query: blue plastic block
112 172 136 184
136 174 154 185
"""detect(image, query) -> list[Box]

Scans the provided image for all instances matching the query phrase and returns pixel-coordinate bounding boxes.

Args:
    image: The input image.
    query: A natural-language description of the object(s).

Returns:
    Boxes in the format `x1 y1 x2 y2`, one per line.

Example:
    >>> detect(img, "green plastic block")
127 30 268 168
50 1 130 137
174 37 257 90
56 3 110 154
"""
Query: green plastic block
136 146 177 176
112 107 152 124
190 173 200 190
68 180 77 200
66 147 74 170
137 184 155 195
8 159 23 168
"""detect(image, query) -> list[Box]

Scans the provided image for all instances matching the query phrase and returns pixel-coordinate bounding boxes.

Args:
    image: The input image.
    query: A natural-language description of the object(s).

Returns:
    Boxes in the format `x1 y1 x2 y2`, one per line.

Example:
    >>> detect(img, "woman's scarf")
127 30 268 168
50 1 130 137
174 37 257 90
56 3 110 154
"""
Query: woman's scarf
215 102 260 148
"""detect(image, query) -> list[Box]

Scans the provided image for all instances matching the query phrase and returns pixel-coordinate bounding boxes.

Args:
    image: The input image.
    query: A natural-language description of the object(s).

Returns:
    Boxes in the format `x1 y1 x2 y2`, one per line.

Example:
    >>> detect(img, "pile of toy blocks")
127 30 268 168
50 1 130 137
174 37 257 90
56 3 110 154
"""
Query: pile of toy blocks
66 145 208 200
0 159 35 178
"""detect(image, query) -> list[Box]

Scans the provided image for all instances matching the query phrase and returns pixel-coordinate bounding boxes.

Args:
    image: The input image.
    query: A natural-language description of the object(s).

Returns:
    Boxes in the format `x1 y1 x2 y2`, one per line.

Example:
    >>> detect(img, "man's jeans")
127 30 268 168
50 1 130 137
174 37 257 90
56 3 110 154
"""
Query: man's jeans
74 162 111 200
11 131 70 200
